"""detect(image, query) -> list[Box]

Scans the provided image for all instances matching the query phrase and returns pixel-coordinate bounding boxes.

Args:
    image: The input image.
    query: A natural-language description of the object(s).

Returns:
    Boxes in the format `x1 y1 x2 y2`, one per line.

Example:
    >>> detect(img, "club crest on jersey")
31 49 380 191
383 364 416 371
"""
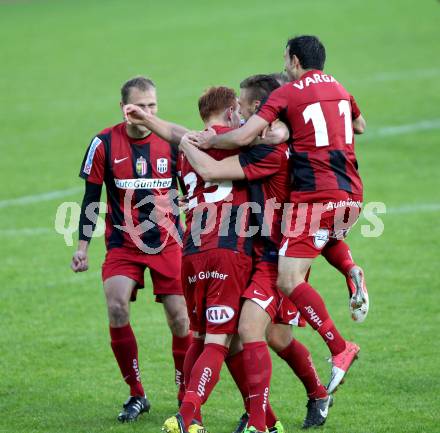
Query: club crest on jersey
157 158 168 174
313 228 329 249
136 156 148 176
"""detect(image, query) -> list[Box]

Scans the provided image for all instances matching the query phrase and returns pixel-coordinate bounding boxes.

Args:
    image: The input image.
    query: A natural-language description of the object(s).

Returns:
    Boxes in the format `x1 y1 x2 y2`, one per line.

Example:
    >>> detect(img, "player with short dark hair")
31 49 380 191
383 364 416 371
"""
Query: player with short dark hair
71 76 192 422
190 35 368 395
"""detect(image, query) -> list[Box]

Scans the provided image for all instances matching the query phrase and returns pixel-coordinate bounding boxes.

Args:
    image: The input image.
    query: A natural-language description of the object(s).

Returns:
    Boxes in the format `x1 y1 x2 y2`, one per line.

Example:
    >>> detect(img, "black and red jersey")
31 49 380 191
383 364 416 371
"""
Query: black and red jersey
79 122 182 251
179 125 253 257
257 70 363 202
238 142 290 263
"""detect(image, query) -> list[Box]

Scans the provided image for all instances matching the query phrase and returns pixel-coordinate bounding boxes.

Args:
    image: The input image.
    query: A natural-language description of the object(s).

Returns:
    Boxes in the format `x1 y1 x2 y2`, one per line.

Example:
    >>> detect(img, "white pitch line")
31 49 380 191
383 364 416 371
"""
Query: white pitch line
386 203 440 215
0 186 82 209
362 68 440 83
0 228 52 236
365 119 440 140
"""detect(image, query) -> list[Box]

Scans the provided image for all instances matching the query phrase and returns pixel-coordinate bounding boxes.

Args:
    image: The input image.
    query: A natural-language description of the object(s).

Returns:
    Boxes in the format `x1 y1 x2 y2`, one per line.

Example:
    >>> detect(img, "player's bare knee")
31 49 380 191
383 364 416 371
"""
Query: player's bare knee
266 326 292 352
277 275 293 295
107 300 129 326
238 319 259 342
169 313 190 337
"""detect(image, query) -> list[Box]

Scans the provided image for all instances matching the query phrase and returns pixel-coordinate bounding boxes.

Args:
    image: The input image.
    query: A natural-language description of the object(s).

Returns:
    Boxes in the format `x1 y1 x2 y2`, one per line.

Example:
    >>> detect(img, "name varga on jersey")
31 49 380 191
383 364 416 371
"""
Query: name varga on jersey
293 73 338 90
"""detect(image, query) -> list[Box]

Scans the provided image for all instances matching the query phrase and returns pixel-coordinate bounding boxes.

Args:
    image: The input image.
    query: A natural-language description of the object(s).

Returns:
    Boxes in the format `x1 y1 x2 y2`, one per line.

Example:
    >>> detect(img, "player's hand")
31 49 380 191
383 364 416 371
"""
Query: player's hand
264 120 290 144
178 194 189 215
123 104 148 125
71 250 89 272
179 132 199 150
190 128 216 149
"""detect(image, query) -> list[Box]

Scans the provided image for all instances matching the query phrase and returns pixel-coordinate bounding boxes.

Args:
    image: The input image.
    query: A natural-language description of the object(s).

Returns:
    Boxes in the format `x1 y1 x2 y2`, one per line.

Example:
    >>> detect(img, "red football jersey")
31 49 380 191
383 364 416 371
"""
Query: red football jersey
79 122 182 252
238 142 290 262
179 125 252 257
257 70 363 201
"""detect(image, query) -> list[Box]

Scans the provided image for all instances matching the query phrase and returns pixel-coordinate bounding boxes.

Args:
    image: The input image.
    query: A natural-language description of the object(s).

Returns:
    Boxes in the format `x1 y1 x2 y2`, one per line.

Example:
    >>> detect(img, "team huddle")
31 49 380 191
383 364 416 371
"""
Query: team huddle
71 35 369 433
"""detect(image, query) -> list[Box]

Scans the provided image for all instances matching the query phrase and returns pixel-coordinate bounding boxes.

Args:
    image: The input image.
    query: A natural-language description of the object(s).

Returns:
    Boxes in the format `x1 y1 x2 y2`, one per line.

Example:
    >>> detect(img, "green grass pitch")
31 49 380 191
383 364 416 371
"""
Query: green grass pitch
1 0 439 432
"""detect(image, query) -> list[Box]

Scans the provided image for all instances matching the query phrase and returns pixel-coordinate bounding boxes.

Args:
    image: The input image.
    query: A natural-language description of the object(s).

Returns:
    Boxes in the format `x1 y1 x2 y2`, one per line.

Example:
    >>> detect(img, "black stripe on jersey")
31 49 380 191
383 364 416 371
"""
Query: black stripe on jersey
184 209 209 255
261 238 279 264
102 132 126 249
183 232 199 255
131 143 152 178
218 205 253 256
292 152 316 191
131 143 163 250
238 144 274 167
218 205 240 251
329 150 352 193
248 181 265 230
170 142 178 175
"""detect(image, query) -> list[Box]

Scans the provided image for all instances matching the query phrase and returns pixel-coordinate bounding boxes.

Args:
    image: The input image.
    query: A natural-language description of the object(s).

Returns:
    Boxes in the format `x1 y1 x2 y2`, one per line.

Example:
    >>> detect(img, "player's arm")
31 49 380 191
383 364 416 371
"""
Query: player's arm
190 115 269 150
72 136 106 272
179 134 244 181
254 120 290 145
71 181 102 272
353 114 366 134
180 133 284 183
185 118 289 153
124 104 188 145
350 95 366 134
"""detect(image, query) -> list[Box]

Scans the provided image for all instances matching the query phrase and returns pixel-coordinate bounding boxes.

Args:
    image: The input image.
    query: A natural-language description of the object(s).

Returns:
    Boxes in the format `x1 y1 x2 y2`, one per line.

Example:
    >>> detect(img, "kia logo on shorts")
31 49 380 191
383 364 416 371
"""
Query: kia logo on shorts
206 306 234 324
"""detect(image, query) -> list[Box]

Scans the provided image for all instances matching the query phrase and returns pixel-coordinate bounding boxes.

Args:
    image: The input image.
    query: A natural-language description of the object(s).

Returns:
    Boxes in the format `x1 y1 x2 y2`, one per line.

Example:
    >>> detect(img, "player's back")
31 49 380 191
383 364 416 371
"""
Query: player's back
259 70 363 199
179 125 252 256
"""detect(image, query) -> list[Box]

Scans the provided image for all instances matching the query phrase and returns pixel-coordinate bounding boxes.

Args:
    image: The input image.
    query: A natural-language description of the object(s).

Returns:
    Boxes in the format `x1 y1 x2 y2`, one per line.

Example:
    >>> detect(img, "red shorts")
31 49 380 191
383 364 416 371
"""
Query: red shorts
279 193 362 258
102 244 183 302
182 249 252 335
242 261 305 326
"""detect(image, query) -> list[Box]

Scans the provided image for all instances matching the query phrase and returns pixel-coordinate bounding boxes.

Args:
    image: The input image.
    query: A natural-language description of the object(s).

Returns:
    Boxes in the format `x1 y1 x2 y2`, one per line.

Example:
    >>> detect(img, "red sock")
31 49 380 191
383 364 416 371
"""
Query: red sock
277 340 327 399
110 324 144 397
180 343 229 429
243 342 272 432
289 282 346 356
182 337 205 422
265 401 278 428
172 333 193 403
226 350 250 413
322 240 355 277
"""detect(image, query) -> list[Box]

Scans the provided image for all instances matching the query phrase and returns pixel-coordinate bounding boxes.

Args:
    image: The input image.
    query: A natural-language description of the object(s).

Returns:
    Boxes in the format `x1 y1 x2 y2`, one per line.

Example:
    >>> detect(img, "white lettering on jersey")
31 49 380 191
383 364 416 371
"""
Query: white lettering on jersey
83 137 102 175
293 74 338 91
114 178 172 189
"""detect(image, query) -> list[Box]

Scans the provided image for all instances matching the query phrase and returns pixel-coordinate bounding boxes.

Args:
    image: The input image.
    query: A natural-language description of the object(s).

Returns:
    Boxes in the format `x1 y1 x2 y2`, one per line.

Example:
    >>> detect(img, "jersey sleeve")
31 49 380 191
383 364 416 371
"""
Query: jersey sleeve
238 144 284 181
79 136 106 185
350 94 361 119
256 86 289 124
